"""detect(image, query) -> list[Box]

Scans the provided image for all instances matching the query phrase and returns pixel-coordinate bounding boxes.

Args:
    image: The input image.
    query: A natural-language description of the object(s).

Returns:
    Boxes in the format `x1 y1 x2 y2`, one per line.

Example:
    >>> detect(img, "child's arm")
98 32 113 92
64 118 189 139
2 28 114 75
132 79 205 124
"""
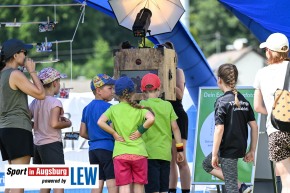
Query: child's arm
171 120 185 162
50 107 72 129
79 123 89 139
243 120 258 163
98 114 124 142
212 124 224 170
129 110 155 140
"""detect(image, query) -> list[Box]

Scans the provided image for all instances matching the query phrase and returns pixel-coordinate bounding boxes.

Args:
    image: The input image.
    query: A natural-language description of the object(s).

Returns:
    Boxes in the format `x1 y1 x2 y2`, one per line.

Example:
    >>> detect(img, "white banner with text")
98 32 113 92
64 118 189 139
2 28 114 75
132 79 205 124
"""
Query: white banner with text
5 164 99 189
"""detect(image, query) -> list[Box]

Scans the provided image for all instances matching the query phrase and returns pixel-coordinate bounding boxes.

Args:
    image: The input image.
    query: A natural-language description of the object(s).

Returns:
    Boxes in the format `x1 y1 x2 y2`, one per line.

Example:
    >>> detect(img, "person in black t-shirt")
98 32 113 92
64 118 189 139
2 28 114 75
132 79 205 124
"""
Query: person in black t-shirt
202 63 258 193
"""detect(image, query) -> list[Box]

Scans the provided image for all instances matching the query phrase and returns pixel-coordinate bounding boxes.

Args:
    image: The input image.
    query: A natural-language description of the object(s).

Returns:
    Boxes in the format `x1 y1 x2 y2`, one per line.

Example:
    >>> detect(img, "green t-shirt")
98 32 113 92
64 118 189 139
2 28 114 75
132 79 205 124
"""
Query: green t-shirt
104 102 148 158
140 98 178 161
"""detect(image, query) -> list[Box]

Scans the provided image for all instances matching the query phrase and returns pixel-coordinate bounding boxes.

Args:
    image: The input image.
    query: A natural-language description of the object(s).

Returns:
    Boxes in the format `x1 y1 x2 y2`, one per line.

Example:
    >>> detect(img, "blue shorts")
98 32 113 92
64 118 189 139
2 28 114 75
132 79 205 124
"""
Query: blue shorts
89 149 115 180
0 128 33 161
145 159 170 193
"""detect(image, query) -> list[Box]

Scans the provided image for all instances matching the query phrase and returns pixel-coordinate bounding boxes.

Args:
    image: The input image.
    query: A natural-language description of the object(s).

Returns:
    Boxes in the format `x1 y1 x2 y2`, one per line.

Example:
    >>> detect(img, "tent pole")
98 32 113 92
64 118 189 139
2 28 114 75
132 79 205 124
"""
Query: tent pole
70 41 73 83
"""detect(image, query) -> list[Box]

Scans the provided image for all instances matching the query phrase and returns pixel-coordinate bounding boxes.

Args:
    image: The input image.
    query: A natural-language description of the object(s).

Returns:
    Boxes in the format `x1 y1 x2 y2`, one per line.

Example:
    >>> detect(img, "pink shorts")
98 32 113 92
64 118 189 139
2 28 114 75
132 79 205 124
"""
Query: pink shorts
113 156 148 186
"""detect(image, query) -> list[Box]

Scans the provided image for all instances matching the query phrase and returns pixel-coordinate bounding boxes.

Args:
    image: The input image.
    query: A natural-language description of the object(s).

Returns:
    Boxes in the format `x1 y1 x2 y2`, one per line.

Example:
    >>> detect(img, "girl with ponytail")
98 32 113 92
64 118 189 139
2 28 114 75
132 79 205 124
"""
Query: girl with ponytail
98 76 155 193
202 63 258 193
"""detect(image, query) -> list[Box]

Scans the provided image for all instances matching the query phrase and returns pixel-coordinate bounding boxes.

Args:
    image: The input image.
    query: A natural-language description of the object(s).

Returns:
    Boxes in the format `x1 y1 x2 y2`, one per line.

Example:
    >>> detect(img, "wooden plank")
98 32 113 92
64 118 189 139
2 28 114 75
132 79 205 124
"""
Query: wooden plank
114 48 177 101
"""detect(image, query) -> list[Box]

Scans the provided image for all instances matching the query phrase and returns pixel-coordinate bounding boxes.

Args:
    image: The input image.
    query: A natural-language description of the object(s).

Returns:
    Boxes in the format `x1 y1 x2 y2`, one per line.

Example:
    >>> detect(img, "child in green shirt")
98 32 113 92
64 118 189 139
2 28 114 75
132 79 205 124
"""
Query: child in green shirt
98 76 155 193
140 73 184 193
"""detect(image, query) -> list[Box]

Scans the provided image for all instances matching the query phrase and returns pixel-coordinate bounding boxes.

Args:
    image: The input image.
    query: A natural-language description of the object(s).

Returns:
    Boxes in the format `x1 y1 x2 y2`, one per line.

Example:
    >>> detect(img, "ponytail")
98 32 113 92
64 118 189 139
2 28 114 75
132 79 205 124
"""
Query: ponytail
232 88 241 108
121 89 155 115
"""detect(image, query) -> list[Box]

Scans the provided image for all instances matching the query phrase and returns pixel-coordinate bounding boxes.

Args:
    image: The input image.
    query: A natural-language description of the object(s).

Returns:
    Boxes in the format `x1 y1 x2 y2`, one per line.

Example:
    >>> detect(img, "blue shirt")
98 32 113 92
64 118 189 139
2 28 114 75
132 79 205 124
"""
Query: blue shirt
81 100 114 151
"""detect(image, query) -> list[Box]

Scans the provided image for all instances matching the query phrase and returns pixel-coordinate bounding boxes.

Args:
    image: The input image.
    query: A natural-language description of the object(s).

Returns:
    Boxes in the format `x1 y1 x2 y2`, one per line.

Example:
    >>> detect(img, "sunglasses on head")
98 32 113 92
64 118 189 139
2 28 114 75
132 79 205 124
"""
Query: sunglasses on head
18 50 27 56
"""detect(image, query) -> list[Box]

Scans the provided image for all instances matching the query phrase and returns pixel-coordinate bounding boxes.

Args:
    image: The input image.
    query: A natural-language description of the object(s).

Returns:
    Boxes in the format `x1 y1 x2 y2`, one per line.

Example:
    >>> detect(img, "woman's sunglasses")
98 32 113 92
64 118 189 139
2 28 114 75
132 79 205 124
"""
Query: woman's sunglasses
18 50 27 56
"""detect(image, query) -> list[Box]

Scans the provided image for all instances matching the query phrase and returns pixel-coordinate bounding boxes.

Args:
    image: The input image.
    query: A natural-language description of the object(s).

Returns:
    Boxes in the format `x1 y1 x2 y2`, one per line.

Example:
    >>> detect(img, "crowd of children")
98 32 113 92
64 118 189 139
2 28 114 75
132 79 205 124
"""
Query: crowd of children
82 67 257 193
5 34 290 193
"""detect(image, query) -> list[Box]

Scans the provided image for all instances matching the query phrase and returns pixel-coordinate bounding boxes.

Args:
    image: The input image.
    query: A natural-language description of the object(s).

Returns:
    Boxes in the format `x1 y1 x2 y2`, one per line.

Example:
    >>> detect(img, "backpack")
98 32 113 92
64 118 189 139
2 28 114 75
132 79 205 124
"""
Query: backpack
271 61 290 132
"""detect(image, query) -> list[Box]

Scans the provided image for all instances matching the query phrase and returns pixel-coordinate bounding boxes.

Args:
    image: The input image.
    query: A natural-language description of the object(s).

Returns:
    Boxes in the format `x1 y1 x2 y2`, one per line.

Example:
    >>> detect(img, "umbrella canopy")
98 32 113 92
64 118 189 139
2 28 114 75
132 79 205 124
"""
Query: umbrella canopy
109 0 185 36
218 0 290 42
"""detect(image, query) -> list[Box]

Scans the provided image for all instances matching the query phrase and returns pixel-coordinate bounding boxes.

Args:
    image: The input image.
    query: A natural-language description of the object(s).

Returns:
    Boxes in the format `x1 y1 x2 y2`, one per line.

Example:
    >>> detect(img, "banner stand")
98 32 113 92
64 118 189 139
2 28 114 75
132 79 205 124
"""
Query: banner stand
192 87 258 189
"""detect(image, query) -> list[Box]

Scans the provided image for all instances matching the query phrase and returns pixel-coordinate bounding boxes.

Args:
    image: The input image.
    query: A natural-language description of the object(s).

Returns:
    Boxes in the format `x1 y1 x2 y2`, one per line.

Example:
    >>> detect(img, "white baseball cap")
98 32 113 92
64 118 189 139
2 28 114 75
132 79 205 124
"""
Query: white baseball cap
259 33 289 52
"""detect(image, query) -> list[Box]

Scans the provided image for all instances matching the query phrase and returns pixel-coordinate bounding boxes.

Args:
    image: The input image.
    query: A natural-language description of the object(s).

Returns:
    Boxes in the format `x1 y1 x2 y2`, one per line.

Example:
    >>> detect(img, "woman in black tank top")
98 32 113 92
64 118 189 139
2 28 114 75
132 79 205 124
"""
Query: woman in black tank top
168 67 191 193
162 40 191 193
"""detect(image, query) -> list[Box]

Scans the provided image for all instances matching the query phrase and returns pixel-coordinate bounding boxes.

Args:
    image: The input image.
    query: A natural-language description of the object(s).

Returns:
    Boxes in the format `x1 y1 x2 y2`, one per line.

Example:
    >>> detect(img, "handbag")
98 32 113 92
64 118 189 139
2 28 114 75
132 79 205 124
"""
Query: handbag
271 61 290 132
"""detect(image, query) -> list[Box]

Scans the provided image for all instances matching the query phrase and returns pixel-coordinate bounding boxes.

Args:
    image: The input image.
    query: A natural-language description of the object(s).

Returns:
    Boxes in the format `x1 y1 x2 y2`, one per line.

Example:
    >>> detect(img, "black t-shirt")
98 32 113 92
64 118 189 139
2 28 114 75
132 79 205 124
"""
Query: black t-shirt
214 91 255 158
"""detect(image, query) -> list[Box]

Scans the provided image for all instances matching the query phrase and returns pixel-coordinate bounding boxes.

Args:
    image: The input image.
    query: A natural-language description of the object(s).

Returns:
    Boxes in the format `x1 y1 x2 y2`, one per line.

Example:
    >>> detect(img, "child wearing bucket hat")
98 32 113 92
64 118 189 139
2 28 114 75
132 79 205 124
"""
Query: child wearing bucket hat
29 67 71 193
139 73 184 193
254 32 290 193
0 38 45 182
80 74 118 193
98 76 155 193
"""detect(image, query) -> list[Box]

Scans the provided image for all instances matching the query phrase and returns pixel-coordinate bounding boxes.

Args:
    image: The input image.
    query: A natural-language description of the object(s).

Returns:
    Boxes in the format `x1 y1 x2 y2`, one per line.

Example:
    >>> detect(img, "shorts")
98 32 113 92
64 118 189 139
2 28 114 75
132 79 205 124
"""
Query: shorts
0 128 33 161
113 156 147 186
33 141 65 164
173 109 188 140
89 149 115 180
145 159 170 193
202 153 214 173
268 131 290 162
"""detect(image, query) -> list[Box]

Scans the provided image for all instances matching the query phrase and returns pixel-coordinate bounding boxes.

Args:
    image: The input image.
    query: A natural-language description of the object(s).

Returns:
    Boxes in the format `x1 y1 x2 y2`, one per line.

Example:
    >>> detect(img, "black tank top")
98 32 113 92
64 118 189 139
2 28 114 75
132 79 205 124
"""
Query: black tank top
168 99 185 114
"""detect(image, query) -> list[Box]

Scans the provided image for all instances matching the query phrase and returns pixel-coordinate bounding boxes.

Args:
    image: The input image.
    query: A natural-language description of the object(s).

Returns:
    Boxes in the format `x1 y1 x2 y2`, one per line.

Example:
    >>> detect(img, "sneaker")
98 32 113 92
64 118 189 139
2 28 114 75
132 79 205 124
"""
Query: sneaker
239 183 252 193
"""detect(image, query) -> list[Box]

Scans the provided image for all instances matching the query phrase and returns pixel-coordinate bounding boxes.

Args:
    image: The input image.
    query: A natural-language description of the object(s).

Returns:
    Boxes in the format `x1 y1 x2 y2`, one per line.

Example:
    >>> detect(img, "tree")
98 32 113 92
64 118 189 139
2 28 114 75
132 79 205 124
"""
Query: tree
189 0 260 57
0 0 136 78
80 37 114 78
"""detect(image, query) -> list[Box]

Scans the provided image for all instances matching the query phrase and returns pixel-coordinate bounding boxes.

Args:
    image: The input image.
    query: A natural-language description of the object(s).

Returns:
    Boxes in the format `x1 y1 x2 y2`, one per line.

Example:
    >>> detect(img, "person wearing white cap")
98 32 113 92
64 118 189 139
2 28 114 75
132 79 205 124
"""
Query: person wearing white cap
0 39 45 193
253 32 290 193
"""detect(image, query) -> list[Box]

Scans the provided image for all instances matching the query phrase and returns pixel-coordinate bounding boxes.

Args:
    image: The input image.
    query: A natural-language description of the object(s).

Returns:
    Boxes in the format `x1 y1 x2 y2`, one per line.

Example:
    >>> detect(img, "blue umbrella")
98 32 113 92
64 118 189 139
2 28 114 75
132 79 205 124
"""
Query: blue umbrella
219 0 290 42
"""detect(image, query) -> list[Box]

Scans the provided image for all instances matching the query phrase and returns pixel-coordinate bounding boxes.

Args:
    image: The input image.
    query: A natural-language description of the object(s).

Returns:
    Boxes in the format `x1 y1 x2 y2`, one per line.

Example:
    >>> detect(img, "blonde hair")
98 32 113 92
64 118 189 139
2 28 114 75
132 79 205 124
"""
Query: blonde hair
218 63 240 108
120 89 154 115
267 46 290 64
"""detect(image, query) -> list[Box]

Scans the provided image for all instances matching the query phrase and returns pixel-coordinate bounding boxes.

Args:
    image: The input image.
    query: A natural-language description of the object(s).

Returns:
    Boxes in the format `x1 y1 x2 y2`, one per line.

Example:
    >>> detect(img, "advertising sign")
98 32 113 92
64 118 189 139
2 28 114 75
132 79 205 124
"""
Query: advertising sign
5 164 99 189
192 87 258 185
